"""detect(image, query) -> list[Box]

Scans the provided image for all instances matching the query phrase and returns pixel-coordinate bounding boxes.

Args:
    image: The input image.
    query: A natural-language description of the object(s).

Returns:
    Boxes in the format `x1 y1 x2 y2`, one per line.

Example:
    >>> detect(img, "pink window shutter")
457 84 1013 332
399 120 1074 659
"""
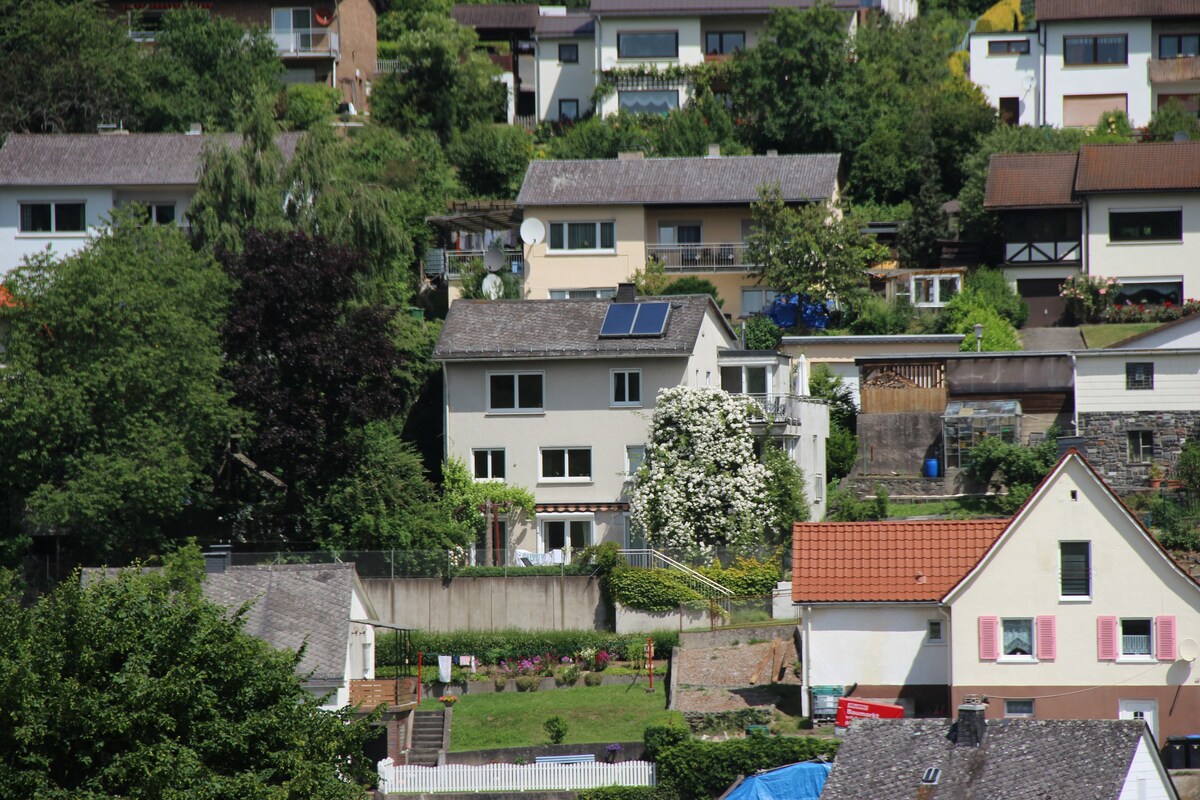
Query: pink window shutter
1097 616 1118 661
1156 616 1177 661
1036 615 1057 661
978 616 999 660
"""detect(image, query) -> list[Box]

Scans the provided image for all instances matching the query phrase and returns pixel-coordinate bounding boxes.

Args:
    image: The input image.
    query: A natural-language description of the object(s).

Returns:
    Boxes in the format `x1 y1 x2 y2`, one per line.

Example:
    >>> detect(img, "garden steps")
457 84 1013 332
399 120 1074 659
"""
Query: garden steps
410 709 449 766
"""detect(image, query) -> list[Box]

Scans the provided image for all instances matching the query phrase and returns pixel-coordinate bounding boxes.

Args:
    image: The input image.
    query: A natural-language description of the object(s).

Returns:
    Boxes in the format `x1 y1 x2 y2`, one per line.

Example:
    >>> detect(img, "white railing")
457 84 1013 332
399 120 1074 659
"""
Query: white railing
1004 240 1080 263
740 393 805 425
645 242 753 272
619 549 733 598
377 59 403 73
272 29 339 56
377 761 656 794
444 249 525 278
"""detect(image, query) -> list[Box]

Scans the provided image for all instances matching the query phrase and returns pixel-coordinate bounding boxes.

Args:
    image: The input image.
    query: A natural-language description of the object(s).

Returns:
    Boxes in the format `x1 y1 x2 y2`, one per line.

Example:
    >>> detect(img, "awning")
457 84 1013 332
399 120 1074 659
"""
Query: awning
427 200 522 236
535 503 629 513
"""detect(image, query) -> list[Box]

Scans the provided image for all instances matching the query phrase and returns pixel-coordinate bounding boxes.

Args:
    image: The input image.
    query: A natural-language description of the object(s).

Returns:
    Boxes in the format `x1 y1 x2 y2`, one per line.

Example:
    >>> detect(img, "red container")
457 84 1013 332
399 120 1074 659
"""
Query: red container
835 697 905 728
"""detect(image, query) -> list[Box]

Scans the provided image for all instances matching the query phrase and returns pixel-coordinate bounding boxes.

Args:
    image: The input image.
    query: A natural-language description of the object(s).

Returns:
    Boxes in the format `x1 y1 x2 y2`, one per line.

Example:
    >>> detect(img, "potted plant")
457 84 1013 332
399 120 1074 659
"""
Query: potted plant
439 694 459 708
1149 462 1165 489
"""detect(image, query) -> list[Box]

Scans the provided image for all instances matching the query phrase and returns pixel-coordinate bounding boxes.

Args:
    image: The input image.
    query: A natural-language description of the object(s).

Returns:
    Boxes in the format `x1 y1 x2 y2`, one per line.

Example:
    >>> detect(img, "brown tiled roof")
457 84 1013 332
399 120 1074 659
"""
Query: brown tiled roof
518 154 840 206
791 519 1010 603
1076 141 1200 193
451 3 539 30
1036 0 1200 21
983 152 1080 209
589 0 858 15
535 13 595 38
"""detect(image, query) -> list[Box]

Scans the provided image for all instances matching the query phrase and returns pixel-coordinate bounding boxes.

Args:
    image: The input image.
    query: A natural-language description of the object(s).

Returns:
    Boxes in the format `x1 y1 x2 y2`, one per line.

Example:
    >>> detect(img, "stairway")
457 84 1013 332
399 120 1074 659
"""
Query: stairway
409 709 447 766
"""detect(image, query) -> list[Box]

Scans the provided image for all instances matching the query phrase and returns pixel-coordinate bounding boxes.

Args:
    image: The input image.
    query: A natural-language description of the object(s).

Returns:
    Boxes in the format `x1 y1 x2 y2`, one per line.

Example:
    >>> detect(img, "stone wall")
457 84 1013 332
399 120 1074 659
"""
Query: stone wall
1077 410 1200 490
857 412 944 476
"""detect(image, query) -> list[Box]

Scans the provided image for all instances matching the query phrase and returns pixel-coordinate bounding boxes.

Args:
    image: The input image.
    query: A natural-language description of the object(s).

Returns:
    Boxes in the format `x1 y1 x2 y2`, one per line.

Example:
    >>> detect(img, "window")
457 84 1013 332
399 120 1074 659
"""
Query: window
999 96 1020 125
1060 541 1092 597
617 31 678 59
549 288 617 299
1121 618 1153 657
1063 94 1128 127
488 372 544 412
1160 34 1200 59
1002 618 1035 658
611 369 642 406
558 99 579 121
127 201 176 225
558 43 579 63
128 8 167 40
657 221 702 245
541 447 592 480
362 641 373 676
1109 210 1182 242
1127 430 1154 464
705 31 744 55
626 445 647 476
721 365 769 395
19 202 85 233
473 449 506 481
272 7 315 51
1064 35 1127 66
618 90 679 115
542 518 592 551
1125 362 1154 391
1114 280 1182 306
741 288 779 316
988 39 1030 55
1004 699 1035 717
927 620 945 644
548 221 615 252
911 274 961 307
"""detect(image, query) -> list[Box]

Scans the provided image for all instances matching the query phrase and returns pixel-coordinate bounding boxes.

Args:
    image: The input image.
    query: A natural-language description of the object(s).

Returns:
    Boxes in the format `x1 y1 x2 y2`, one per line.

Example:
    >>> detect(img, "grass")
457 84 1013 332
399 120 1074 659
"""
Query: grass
887 496 1006 519
420 684 684 751
1080 322 1163 349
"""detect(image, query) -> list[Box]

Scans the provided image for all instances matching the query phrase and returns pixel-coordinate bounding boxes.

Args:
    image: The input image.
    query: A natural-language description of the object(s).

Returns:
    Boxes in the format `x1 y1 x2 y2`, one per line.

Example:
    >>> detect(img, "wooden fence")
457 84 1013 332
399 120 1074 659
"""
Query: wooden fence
377 760 656 794
859 386 948 414
860 362 948 414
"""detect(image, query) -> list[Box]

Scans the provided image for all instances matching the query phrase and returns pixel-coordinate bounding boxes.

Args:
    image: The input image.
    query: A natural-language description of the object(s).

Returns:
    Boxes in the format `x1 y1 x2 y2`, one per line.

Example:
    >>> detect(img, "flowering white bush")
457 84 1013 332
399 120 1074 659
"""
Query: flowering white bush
631 386 773 554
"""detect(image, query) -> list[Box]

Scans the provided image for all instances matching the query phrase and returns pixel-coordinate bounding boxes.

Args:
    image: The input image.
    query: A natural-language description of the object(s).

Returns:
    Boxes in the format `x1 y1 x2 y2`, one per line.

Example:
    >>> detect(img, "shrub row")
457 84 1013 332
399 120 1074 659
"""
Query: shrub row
696 556 781 598
682 708 774 734
577 788 659 800
608 567 705 612
377 629 680 667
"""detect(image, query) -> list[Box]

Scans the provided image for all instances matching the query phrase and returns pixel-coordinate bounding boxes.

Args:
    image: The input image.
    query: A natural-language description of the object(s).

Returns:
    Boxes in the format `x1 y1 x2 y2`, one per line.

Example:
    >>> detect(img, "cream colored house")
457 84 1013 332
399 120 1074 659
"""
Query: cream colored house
794 451 1200 740
515 151 842 318
434 291 830 563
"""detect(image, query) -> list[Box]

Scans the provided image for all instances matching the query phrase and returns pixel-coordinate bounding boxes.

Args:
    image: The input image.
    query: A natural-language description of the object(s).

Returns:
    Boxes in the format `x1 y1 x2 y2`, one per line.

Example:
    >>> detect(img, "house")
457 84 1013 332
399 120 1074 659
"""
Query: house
821 705 1180 800
515 150 841 317
984 141 1200 324
433 291 830 563
105 0 380 107
0 132 302 275
793 451 1200 740
969 0 1200 128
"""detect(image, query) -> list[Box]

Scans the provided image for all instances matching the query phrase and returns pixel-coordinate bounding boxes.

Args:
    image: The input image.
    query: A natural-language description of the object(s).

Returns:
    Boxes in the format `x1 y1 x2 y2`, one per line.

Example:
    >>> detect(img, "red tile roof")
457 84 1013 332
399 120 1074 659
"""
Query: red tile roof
791 519 1010 603
1037 0 1200 22
1075 142 1200 193
983 152 1080 209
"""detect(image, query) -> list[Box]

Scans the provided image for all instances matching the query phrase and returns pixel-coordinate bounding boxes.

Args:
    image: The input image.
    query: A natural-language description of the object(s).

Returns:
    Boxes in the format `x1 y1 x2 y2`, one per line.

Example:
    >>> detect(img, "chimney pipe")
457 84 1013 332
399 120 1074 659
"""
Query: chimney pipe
617 150 644 161
766 149 779 157
706 143 720 158
615 282 637 302
954 703 987 747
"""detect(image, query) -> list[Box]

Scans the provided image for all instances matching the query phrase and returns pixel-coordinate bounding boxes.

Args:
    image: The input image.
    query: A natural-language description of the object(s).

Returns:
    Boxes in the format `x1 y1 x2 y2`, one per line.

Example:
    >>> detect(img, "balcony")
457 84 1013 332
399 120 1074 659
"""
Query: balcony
425 248 525 279
1149 56 1200 83
738 393 810 426
1004 241 1081 264
645 242 755 272
272 29 339 58
349 677 418 711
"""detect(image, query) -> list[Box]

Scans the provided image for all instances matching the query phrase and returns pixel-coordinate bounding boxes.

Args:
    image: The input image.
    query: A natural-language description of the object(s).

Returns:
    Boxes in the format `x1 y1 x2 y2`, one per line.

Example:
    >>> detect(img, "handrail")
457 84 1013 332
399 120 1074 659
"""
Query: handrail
619 548 733 598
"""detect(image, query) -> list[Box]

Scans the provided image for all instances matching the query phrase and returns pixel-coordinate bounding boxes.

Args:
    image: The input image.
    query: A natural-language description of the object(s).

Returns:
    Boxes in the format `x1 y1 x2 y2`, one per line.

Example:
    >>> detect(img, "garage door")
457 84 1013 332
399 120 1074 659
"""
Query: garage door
1063 94 1128 127
1017 278 1067 327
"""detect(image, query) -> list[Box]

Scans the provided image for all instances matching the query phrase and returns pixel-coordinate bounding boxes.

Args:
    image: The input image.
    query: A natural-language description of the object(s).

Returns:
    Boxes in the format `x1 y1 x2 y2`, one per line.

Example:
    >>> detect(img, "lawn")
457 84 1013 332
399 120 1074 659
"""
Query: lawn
887 496 1006 519
1080 323 1163 349
420 684 684 751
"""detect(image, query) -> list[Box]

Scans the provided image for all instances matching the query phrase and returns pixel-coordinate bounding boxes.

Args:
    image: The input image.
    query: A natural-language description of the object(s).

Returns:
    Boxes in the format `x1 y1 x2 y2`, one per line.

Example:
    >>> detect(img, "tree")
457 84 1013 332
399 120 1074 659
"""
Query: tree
282 84 342 131
809 364 859 480
0 211 237 565
658 277 724 307
743 314 782 349
631 387 773 554
964 429 1058 511
0 553 378 798
448 123 535 199
761 442 810 542
440 457 536 553
895 159 949 269
746 186 886 301
1146 98 1200 142
940 290 1021 351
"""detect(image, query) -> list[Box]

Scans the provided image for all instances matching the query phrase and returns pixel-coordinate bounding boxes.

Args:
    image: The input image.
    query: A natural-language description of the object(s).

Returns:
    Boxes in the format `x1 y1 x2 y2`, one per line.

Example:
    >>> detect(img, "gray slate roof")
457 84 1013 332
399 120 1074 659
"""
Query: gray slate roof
434 295 731 360
820 717 1155 800
517 154 840 207
588 0 858 15
535 13 596 37
0 132 303 187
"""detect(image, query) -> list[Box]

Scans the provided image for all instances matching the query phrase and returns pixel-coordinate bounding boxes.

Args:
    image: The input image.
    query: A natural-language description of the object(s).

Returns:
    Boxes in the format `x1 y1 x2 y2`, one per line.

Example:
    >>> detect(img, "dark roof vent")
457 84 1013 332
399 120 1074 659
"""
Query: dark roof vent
204 544 232 574
615 282 637 302
954 703 987 748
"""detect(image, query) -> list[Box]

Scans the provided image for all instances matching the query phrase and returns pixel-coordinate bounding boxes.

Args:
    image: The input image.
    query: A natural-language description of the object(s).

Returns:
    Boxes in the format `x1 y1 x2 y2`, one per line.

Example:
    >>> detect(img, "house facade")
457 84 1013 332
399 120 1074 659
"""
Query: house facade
514 151 841 318
969 0 1200 128
794 452 1200 741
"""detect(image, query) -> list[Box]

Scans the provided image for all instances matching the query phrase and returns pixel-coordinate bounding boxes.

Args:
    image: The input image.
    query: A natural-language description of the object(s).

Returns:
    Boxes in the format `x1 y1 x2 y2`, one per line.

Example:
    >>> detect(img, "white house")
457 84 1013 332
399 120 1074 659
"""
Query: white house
969 0 1200 128
794 451 1200 741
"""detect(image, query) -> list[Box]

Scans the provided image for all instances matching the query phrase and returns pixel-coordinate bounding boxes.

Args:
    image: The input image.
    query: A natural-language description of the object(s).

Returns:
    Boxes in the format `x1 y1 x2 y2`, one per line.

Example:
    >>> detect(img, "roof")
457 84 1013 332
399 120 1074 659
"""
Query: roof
589 0 858 15
983 152 1079 209
1076 141 1200 193
1036 0 1200 21
517 154 840 207
791 519 1009 603
434 294 735 360
535 13 595 37
0 132 303 187
820 717 1162 800
781 334 966 345
201 564 363 684
451 3 539 30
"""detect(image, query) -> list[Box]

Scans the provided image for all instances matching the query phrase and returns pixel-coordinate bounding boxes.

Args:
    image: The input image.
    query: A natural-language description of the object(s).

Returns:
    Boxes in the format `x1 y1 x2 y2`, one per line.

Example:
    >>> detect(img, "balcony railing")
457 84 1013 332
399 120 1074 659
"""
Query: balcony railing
738 393 810 425
349 677 418 710
645 242 755 272
1149 56 1200 83
1004 240 1081 264
272 29 339 57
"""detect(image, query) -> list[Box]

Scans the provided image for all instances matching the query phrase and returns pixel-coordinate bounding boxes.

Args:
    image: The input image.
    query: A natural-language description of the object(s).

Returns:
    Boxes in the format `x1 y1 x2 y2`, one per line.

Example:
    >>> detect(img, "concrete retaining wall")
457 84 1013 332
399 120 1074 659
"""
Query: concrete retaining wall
446 742 647 765
679 623 800 650
615 604 707 633
362 576 607 631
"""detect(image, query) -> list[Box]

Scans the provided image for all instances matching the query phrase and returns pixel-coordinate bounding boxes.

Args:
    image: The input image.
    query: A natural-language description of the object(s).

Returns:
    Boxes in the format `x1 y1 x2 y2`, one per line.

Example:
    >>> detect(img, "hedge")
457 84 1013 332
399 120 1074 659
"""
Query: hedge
974 0 1021 32
577 788 660 800
609 567 705 611
656 737 839 799
695 557 780 598
377 629 680 667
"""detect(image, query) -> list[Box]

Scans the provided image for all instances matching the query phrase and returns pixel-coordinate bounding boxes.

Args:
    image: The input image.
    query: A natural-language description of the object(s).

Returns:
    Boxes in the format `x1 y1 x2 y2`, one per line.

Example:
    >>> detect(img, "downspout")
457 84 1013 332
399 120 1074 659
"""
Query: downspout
533 33 541 121
802 605 813 717
937 604 952 711
441 362 450 464
1039 22 1047 126
1071 351 1079 435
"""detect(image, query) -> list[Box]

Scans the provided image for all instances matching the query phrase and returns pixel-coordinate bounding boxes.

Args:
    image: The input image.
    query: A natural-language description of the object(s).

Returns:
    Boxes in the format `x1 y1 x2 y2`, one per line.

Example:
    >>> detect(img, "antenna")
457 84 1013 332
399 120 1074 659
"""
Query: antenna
519 217 545 246
483 243 506 273
1179 638 1199 663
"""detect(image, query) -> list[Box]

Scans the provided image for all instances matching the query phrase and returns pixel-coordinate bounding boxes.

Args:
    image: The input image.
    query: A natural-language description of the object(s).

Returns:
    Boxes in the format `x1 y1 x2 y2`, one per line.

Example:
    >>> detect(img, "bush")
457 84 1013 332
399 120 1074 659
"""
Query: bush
845 294 915 335
379 629 680 667
826 425 858 481
828 484 889 522
944 295 1020 351
697 556 782 597
656 737 839 799
584 672 604 687
1176 441 1200 497
556 663 582 685
516 676 541 692
643 722 691 760
544 715 569 744
609 567 705 612
283 83 340 130
1147 98 1200 142
966 268 1028 328
448 123 535 198
659 277 724 307
683 708 773 734
494 676 508 691
743 314 782 350
578 788 659 800
974 0 1020 31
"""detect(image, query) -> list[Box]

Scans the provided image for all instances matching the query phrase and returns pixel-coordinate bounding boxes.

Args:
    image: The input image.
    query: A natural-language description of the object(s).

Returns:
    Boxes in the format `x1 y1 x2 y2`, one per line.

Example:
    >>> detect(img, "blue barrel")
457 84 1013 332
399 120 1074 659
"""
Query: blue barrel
923 458 940 478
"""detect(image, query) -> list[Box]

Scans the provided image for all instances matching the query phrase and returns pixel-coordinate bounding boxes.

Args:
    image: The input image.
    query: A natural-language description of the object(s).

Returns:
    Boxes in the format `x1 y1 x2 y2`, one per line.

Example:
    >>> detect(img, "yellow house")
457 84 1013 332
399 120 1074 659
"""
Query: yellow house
515 149 842 318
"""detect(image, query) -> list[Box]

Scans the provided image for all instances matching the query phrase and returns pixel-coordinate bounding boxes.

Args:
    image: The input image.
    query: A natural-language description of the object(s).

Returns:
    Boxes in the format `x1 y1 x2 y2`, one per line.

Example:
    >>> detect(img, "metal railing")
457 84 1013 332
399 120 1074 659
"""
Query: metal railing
645 242 755 272
619 549 733 598
737 393 812 425
424 248 525 279
272 29 339 57
377 59 403 73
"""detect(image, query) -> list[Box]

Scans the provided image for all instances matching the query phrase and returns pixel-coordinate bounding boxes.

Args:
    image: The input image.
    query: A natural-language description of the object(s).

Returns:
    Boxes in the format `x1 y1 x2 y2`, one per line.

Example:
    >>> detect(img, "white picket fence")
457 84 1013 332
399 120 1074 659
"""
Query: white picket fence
377 760 656 794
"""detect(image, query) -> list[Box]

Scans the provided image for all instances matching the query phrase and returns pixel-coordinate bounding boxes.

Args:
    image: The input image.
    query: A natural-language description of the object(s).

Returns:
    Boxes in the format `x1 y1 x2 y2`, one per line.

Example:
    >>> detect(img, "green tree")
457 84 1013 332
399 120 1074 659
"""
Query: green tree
1146 98 1200 142
895 160 949 269
0 556 378 798
809 364 859 481
941 289 1021 351
964 266 1028 328
449 123 535 198
743 314 782 350
658 277 725 307
544 113 656 160
0 211 237 565
761 442 810 542
440 457 536 551
964 429 1057 511
283 83 341 130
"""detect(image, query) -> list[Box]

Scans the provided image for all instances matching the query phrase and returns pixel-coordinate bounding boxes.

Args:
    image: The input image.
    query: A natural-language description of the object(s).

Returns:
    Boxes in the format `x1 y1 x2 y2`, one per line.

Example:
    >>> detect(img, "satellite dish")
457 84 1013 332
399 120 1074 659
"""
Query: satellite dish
483 244 506 273
481 273 503 300
520 217 545 246
1179 638 1199 663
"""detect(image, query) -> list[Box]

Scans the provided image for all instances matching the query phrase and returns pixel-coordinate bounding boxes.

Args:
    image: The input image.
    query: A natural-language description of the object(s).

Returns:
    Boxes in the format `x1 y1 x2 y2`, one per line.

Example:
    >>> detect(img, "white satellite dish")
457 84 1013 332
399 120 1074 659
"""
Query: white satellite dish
483 244 506 273
481 273 503 300
1179 638 1199 663
520 217 546 246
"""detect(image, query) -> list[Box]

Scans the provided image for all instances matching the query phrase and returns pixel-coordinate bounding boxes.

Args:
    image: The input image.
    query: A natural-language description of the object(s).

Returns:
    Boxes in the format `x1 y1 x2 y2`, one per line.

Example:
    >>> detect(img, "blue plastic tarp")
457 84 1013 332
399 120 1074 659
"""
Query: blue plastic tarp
723 761 832 800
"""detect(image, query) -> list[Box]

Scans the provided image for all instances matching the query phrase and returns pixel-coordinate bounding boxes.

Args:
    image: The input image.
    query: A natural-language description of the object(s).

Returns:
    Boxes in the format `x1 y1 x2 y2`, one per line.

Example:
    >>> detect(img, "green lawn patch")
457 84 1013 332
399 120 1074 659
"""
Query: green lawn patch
422 684 683 751
887 496 1005 519
1080 323 1163 349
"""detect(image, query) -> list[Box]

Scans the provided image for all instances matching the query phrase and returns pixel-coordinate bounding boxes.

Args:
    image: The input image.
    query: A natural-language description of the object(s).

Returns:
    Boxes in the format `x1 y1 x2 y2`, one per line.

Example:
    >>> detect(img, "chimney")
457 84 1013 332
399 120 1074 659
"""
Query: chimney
706 143 720 158
615 282 637 302
204 543 232 574
766 149 779 157
954 702 987 748
186 122 203 136
617 150 644 161
97 122 128 135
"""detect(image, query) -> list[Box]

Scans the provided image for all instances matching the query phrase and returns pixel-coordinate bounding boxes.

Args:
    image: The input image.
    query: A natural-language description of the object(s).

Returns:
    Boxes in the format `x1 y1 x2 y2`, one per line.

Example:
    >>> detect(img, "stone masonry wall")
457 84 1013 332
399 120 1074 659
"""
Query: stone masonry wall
1077 410 1200 490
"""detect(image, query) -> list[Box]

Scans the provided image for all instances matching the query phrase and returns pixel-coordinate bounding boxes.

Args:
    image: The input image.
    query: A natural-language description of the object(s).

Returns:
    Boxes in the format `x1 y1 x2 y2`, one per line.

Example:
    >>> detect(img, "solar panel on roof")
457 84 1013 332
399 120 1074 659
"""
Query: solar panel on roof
630 302 670 336
600 303 638 336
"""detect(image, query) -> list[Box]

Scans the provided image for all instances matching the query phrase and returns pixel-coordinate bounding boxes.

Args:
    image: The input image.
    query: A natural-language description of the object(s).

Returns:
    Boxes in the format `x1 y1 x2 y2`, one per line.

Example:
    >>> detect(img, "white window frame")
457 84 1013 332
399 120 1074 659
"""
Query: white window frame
1004 699 1035 717
1118 617 1155 662
17 200 87 236
1127 430 1154 465
537 512 595 554
999 617 1037 662
656 220 703 245
910 274 962 308
926 619 945 645
626 444 647 477
548 221 616 254
741 287 779 316
1059 540 1092 601
549 288 617 300
539 446 592 483
472 448 506 482
486 371 544 414
610 368 643 407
